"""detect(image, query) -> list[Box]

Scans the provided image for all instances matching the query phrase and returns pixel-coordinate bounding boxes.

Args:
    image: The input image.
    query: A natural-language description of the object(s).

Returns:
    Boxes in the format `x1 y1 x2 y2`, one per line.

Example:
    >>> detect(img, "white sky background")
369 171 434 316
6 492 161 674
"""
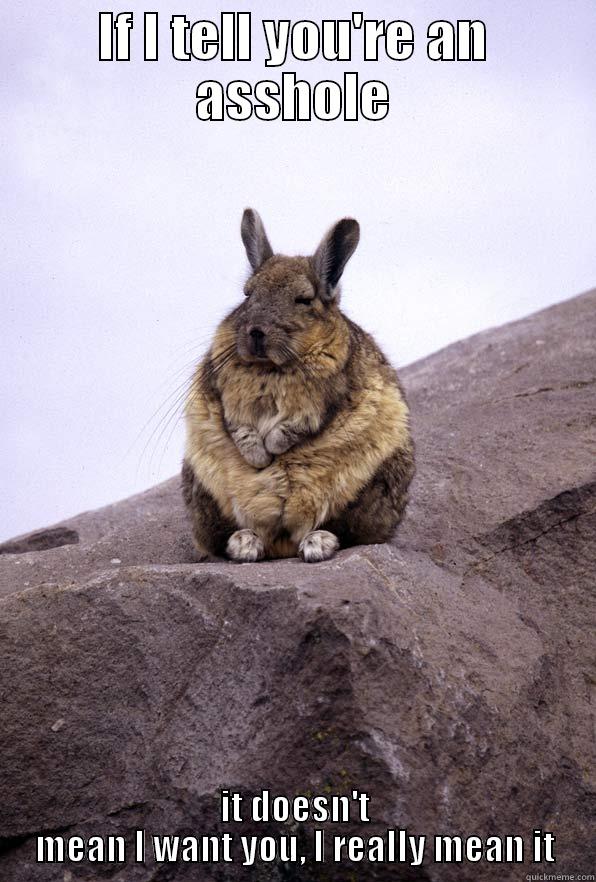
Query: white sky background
1 0 595 541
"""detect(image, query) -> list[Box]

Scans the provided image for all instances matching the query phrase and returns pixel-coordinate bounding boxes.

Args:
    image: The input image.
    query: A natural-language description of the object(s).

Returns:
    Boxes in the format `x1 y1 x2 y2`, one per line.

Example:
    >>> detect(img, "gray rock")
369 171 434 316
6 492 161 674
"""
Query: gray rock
0 291 594 881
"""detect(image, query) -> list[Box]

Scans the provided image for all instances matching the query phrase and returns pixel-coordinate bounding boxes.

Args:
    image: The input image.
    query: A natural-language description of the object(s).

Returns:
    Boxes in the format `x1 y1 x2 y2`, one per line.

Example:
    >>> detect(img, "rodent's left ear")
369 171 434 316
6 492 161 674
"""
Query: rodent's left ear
312 218 360 300
241 208 274 272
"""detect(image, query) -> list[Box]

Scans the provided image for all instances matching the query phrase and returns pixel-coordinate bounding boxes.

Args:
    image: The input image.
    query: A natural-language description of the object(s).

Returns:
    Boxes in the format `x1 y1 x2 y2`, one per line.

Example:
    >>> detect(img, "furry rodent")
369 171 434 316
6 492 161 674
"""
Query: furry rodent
182 209 414 563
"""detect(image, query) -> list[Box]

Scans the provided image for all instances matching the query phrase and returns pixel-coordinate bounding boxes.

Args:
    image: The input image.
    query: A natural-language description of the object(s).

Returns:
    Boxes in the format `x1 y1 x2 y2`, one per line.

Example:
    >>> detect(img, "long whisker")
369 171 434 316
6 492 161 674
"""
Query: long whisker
140 380 195 478
127 332 238 483
151 397 192 475
200 344 239 392
126 371 196 465
129 351 213 479
204 342 238 370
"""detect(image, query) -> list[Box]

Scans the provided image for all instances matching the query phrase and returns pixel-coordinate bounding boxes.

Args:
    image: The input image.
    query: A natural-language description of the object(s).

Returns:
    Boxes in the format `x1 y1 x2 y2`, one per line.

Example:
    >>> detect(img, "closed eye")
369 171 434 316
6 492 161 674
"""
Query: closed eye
295 297 313 306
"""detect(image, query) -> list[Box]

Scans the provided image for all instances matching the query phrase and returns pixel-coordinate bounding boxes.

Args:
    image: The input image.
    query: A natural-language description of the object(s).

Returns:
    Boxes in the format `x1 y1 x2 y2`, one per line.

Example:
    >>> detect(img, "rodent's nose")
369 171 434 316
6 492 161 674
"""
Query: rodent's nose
248 326 267 357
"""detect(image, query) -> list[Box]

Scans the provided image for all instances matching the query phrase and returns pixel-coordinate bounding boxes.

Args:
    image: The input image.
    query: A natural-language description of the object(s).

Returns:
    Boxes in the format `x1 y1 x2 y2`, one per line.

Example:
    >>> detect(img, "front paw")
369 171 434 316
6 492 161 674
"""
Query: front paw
241 443 272 469
231 427 272 468
264 426 293 455
298 530 339 563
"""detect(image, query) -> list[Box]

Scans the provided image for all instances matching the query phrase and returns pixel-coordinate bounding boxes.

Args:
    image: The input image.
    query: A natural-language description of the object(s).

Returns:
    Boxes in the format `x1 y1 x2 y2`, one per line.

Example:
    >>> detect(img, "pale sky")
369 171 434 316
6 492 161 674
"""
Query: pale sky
2 0 595 540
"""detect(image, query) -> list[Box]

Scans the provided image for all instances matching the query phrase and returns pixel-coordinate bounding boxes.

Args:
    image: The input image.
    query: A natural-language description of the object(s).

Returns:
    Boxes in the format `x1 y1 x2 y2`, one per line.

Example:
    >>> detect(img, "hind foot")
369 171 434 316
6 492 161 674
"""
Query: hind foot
298 530 339 563
227 529 265 563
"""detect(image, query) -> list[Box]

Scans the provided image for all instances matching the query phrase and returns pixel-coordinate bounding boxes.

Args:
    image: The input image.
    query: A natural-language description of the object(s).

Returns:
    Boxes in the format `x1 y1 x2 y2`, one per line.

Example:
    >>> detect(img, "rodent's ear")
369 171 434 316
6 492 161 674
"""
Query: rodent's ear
241 208 274 272
312 218 360 300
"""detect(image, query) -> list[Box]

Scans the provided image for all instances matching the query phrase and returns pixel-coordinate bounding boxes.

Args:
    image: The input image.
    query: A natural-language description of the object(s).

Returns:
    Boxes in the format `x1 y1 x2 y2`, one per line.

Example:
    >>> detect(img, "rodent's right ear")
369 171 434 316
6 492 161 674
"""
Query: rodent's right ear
241 208 274 272
312 218 360 301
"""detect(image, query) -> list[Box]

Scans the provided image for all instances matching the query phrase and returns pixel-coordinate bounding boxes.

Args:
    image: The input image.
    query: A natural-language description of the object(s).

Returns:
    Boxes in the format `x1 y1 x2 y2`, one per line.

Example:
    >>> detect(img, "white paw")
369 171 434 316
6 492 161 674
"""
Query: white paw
264 426 292 455
226 529 265 563
298 530 339 563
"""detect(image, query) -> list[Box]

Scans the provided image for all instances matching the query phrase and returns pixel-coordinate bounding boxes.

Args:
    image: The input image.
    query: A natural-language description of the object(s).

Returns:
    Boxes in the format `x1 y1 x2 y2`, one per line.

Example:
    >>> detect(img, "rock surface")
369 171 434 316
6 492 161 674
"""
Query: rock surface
0 291 594 881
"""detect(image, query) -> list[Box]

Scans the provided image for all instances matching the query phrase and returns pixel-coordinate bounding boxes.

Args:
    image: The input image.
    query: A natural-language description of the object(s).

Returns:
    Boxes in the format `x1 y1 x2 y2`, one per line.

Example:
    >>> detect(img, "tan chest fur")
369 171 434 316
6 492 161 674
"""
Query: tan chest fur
219 366 326 439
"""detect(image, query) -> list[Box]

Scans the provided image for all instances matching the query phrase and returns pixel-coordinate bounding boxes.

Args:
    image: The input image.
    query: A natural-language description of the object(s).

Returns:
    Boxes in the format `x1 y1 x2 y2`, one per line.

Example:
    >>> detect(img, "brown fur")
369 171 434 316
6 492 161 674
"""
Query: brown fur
183 211 414 562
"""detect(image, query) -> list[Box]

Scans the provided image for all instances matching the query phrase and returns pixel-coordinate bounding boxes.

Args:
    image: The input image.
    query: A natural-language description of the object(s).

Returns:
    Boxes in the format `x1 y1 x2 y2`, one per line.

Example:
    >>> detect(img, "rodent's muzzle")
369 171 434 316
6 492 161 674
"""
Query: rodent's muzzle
247 325 267 359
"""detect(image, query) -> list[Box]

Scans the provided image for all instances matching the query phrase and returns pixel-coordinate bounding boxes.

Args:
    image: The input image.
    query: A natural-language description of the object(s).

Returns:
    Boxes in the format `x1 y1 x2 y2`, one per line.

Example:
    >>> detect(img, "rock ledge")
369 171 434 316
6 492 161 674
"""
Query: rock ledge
0 291 594 881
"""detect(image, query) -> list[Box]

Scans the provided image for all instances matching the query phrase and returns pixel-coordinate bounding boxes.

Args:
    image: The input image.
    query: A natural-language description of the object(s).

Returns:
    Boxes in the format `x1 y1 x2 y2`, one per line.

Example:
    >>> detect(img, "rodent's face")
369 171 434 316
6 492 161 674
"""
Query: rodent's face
235 256 335 367
219 208 359 369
